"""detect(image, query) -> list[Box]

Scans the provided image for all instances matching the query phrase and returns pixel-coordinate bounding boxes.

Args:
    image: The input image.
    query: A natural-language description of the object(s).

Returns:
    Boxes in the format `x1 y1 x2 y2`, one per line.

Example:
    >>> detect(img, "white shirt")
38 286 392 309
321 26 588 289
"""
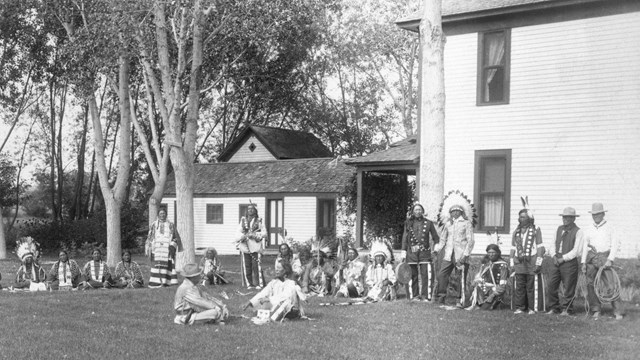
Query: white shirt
581 220 619 263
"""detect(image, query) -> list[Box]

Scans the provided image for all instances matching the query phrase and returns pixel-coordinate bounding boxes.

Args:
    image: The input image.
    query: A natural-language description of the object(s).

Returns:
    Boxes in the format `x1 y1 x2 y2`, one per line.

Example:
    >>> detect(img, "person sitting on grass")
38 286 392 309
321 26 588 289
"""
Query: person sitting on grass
466 244 509 311
293 246 312 285
174 263 229 325
199 247 226 286
365 241 397 302
14 250 47 291
302 250 337 296
335 247 366 298
81 249 114 290
242 262 307 323
49 250 82 290
114 250 144 289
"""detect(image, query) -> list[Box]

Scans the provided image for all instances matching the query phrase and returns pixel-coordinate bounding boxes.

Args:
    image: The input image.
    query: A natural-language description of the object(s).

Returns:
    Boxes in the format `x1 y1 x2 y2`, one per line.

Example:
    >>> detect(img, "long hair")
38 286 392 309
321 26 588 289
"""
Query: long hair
245 204 260 219
516 209 535 230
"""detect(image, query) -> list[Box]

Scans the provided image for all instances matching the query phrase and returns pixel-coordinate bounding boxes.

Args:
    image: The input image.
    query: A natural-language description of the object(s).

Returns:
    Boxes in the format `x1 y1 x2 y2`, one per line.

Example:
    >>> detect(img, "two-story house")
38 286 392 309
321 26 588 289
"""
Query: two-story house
393 0 640 257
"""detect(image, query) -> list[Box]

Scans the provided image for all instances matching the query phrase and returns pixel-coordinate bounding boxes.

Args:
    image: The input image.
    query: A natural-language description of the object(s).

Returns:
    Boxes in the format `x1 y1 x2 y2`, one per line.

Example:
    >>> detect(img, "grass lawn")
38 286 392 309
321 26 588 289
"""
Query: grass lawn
0 254 639 360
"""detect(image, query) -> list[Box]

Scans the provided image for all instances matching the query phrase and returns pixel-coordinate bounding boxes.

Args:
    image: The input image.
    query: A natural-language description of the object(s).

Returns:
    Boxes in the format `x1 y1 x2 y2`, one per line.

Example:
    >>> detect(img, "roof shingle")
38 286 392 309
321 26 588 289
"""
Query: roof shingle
164 158 354 195
218 125 333 162
344 135 418 166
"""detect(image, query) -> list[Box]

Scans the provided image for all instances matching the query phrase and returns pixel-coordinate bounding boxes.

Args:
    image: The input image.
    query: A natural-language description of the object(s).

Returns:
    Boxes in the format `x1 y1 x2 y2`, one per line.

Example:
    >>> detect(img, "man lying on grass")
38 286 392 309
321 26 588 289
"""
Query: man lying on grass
174 263 229 325
242 262 307 323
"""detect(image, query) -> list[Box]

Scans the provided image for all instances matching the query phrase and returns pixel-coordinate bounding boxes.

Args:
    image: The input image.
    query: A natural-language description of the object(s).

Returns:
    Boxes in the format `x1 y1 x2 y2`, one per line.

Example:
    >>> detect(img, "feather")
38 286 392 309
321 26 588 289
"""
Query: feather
15 236 38 261
437 190 477 228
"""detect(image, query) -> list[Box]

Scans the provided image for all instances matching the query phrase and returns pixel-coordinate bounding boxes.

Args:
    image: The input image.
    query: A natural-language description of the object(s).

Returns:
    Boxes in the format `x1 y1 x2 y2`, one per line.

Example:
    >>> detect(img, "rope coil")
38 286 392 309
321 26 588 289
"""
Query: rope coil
594 266 621 303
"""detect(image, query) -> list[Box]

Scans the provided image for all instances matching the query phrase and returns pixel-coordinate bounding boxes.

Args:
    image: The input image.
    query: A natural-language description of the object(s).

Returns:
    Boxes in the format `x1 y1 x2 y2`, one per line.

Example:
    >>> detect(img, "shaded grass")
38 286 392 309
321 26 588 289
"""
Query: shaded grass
0 255 639 360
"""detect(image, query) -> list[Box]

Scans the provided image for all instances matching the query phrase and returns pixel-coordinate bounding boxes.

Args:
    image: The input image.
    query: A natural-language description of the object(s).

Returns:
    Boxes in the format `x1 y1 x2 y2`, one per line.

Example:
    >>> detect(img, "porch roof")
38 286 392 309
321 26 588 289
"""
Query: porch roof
164 158 354 196
396 0 608 31
343 135 418 170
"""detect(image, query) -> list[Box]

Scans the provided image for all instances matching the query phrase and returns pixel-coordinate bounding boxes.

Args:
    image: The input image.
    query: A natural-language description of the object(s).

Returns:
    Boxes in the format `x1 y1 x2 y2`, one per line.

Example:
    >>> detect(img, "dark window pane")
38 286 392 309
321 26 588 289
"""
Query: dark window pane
206 204 223 224
484 68 505 102
482 158 506 192
239 204 249 222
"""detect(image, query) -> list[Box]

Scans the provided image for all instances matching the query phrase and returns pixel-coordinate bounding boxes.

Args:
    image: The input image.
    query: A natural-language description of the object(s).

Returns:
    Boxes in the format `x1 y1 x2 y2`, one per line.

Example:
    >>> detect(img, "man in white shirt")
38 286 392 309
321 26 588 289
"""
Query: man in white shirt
581 203 622 320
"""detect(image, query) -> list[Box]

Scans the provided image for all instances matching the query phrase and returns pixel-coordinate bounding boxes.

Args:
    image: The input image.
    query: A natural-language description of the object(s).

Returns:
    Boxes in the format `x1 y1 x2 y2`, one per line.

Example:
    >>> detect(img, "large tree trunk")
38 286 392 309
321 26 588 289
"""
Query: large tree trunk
148 0 205 269
88 56 132 267
0 205 6 259
71 104 89 220
418 0 446 217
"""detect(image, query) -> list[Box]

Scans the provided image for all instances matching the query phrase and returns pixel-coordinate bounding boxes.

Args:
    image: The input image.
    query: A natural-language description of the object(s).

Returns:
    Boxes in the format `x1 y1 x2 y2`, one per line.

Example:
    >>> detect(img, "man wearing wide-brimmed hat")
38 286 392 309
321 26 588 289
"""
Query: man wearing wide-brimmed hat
581 203 622 320
174 263 228 325
546 207 584 316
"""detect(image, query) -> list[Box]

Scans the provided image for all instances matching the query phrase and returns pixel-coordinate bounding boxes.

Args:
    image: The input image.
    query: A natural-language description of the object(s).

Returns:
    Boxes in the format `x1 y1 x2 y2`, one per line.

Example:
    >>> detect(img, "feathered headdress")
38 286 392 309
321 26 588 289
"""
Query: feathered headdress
310 236 339 259
369 238 392 263
437 190 477 228
15 236 38 262
520 196 534 219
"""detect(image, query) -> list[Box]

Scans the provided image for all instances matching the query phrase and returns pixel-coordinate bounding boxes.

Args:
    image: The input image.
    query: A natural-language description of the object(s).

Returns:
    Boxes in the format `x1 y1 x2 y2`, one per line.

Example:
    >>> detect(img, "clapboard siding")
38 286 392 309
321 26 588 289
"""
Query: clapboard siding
443 11 640 258
284 197 318 244
159 196 324 255
227 135 276 162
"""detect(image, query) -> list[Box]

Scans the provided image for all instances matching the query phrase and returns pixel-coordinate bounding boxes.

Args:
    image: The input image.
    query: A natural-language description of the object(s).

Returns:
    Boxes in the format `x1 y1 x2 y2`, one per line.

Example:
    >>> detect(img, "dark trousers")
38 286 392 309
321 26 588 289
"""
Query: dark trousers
547 259 578 312
436 256 469 303
242 252 264 287
585 263 620 315
409 262 433 299
514 273 535 311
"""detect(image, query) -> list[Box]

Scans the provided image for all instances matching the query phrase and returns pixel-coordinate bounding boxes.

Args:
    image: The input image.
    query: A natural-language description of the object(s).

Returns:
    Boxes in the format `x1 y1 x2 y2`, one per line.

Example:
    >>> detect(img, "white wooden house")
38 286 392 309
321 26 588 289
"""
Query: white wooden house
162 125 354 255
392 0 640 257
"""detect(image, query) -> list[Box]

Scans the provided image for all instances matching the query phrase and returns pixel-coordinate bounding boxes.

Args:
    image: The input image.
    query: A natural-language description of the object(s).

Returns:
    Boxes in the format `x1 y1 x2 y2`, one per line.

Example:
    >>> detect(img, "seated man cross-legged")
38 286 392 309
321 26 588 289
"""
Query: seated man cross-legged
174 263 229 325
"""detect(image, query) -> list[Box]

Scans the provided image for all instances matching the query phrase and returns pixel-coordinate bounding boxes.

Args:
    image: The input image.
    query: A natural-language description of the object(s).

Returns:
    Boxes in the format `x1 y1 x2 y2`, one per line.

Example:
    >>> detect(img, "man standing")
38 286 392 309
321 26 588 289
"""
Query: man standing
174 263 229 325
581 203 622 320
401 202 440 301
435 204 474 307
510 206 545 314
236 203 267 289
547 207 584 315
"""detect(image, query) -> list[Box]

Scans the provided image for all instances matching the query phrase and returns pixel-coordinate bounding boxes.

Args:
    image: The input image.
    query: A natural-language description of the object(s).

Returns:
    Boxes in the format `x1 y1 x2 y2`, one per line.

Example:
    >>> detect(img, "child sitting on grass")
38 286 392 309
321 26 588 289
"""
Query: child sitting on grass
199 247 227 285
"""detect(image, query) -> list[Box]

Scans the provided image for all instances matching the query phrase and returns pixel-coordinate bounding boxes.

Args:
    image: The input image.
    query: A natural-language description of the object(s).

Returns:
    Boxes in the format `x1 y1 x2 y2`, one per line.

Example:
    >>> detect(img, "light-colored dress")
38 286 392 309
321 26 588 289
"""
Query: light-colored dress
147 219 180 286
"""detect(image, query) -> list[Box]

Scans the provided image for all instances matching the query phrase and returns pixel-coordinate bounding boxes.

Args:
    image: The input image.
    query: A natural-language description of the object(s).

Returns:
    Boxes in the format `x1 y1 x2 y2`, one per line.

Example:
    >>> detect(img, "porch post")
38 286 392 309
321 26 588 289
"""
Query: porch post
356 169 364 247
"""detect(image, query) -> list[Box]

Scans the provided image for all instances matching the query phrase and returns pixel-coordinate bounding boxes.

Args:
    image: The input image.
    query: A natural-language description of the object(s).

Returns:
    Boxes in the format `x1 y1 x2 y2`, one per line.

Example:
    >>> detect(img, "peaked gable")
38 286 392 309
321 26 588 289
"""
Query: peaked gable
218 125 333 162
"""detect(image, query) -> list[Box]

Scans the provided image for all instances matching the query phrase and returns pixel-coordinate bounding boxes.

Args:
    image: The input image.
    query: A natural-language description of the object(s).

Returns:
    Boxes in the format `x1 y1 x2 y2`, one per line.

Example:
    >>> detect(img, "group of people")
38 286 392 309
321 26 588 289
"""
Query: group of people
230 197 623 325
2 244 144 291
2 198 622 326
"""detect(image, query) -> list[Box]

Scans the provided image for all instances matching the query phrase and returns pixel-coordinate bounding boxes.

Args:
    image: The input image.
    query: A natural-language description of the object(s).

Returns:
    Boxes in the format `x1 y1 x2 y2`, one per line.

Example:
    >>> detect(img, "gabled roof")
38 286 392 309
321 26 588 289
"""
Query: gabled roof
344 135 418 166
217 125 333 162
164 158 354 196
396 0 610 31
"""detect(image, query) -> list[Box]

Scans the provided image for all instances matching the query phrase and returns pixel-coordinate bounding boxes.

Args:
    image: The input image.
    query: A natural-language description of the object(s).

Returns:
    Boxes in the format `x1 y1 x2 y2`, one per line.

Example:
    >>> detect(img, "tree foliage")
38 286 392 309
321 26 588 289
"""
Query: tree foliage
344 172 414 248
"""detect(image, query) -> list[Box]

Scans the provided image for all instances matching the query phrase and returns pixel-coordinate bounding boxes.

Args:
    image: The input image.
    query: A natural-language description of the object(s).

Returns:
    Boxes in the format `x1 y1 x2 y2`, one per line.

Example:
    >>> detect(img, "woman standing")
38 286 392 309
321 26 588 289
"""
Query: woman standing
146 209 180 287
